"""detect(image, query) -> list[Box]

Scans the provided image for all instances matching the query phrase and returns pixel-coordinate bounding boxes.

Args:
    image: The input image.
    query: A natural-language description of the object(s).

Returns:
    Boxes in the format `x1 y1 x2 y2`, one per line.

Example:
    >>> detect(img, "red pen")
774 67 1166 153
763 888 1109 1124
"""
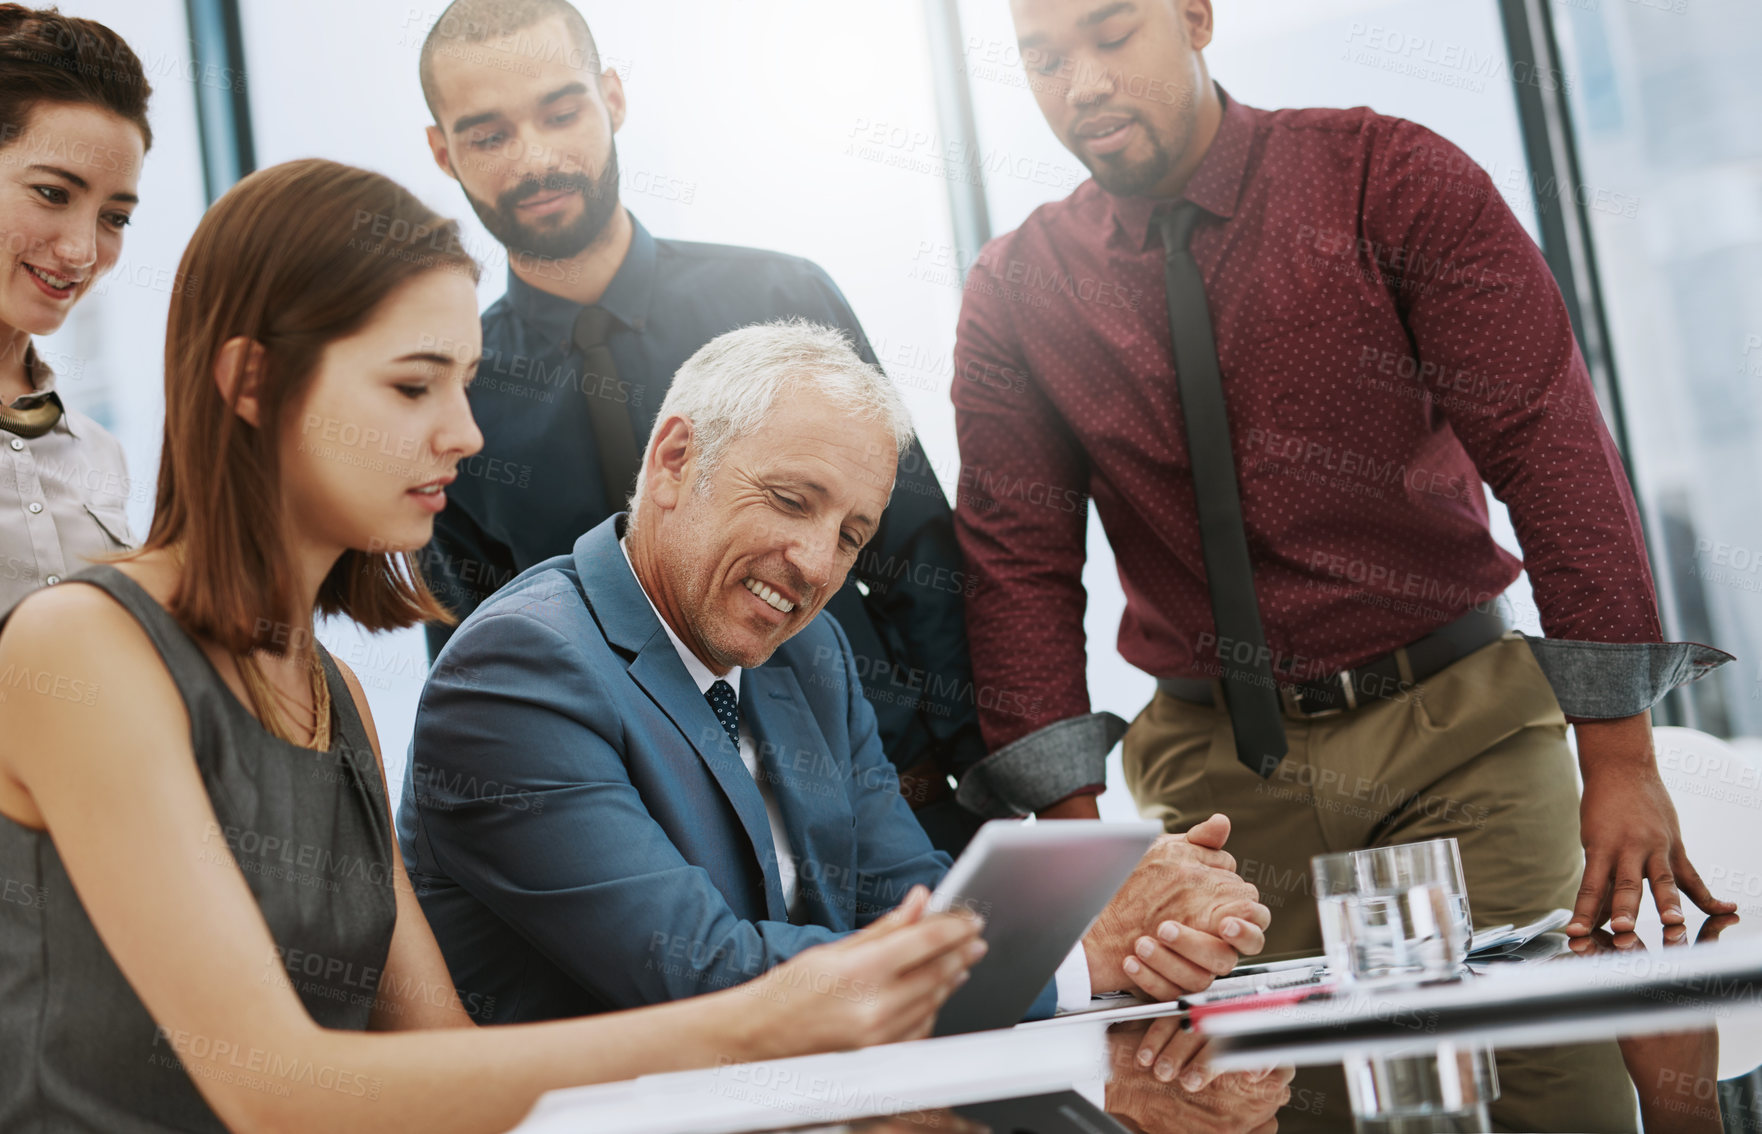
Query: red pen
1187 984 1339 1028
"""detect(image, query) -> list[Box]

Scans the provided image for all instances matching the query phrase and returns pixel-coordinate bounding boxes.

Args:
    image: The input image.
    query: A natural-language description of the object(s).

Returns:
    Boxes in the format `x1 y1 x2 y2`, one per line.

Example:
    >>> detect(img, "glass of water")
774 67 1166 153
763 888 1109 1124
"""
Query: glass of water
1353 840 1473 956
1344 1042 1500 1133
1314 838 1471 985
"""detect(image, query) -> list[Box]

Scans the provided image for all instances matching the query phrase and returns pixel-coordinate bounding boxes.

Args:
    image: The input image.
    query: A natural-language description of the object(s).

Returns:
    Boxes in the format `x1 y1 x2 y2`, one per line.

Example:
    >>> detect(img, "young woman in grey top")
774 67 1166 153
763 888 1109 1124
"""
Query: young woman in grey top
0 6 144 616
0 153 983 1133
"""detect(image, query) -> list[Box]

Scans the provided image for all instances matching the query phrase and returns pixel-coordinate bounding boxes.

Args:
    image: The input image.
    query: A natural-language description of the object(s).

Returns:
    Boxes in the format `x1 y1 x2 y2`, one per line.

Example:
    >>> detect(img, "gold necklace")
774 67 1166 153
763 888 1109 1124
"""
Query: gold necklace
236 648 332 750
0 395 61 439
1 347 62 438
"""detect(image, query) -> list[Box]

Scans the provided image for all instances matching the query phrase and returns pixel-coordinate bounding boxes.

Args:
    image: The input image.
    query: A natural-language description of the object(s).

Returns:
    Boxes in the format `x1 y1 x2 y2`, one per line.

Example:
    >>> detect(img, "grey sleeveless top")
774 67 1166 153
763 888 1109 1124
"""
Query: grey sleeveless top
0 565 398 1132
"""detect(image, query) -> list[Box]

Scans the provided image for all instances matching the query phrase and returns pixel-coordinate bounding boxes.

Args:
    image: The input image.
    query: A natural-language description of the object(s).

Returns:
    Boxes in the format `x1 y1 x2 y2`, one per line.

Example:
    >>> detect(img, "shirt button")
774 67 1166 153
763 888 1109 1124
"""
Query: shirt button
28 502 43 513
46 575 61 585
8 438 22 451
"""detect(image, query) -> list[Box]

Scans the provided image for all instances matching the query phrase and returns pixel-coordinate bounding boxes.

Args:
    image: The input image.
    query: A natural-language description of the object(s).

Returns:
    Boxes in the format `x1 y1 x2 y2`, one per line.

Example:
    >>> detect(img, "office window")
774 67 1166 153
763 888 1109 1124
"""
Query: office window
1553 0 1762 746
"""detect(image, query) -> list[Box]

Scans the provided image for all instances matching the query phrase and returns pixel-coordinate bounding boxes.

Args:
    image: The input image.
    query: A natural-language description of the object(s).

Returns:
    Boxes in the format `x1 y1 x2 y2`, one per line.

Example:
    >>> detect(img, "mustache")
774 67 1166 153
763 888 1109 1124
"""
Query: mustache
497 171 599 212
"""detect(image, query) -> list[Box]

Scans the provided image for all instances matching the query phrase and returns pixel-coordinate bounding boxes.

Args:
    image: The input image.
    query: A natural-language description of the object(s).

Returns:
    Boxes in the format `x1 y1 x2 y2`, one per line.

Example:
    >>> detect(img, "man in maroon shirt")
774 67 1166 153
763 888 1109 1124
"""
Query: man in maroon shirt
951 1 1733 1128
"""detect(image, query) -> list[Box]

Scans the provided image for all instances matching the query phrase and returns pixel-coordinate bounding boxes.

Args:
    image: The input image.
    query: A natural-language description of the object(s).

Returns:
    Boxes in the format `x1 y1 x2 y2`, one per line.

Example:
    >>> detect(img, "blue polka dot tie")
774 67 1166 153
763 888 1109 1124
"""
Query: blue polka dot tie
705 679 740 749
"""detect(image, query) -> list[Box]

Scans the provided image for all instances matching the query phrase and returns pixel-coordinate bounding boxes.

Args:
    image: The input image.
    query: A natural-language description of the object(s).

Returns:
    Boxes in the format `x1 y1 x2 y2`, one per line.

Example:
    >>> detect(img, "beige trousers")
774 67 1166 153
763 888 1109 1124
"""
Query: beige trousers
1123 635 1638 1133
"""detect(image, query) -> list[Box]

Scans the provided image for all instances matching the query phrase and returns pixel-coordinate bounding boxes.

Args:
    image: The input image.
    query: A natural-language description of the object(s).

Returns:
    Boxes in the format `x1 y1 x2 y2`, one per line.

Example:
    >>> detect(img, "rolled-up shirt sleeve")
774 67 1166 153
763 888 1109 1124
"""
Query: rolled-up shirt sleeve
950 251 1119 816
1366 121 1730 718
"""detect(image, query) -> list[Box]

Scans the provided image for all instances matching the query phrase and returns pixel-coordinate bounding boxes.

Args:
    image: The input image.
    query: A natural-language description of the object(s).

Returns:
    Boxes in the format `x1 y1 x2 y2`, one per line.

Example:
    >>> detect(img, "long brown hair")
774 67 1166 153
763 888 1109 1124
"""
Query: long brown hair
129 159 480 654
0 4 151 155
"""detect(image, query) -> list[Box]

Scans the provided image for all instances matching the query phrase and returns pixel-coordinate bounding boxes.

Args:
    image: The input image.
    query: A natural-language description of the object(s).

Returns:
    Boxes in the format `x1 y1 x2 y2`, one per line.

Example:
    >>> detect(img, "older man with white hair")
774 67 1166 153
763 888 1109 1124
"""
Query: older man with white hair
398 320 1269 1048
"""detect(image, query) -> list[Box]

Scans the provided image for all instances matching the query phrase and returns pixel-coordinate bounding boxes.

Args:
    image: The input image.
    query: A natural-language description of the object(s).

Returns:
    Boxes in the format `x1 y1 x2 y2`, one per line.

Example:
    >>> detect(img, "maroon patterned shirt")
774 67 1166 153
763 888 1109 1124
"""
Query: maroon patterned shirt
951 89 1665 800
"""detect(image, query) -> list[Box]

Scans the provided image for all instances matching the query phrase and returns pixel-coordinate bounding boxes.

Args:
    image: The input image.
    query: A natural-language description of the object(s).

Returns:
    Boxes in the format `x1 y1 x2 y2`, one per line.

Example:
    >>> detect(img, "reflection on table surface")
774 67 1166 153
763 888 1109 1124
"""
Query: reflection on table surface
1562 912 1757 1134
744 910 1757 1134
1204 909 1758 1133
1199 910 1755 1068
752 1026 1293 1134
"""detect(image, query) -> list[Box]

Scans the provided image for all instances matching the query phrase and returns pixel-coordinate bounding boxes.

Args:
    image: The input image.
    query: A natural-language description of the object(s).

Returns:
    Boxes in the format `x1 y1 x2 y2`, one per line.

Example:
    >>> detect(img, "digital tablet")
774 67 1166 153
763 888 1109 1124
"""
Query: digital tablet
928 819 1162 1036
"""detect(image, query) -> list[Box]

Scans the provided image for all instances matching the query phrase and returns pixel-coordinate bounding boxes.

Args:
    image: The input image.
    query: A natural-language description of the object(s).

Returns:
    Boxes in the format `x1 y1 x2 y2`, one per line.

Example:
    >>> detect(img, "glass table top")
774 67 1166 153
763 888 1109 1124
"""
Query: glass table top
734 911 1760 1134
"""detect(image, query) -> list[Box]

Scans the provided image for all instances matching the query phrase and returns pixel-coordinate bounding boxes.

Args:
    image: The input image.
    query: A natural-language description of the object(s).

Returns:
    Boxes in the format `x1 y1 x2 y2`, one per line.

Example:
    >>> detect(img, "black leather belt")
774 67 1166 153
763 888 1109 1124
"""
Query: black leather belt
1157 609 1510 720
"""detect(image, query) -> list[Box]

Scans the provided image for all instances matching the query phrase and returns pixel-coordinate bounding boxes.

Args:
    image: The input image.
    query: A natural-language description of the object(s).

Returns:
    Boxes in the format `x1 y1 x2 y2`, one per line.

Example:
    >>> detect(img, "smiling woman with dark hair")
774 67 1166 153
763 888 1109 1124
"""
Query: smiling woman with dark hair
0 3 153 615
0 155 984 1133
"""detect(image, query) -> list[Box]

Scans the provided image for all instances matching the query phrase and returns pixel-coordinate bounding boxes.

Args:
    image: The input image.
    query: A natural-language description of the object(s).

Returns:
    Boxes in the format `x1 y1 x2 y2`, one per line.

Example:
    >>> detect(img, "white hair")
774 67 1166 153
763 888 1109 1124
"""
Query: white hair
628 318 914 513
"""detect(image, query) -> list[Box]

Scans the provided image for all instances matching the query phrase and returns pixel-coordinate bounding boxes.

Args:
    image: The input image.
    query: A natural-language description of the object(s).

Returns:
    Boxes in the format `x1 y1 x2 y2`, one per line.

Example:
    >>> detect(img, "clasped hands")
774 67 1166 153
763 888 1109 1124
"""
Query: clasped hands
1085 813 1270 998
1081 813 1271 1086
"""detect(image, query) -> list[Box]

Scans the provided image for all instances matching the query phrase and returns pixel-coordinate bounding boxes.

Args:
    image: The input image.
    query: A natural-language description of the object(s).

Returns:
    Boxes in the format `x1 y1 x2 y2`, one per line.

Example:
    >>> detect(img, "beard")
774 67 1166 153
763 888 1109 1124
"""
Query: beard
463 141 622 261
1077 107 1188 198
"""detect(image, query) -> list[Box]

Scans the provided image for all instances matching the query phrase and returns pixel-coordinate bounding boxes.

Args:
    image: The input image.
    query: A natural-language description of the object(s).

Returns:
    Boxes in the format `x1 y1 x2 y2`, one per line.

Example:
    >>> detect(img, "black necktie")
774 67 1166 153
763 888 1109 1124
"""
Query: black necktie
1158 202 1287 778
706 679 740 750
571 306 640 516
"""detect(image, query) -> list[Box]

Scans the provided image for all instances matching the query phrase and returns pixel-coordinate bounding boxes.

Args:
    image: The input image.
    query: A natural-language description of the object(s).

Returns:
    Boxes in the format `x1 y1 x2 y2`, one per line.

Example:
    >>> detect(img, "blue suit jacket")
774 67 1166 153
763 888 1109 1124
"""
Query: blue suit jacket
399 516 1057 1023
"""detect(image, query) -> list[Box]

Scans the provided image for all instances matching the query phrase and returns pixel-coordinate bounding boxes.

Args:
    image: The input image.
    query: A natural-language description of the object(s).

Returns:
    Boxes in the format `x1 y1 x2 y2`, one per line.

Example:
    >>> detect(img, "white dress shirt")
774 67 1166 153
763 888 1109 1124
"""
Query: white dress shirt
0 349 135 616
620 540 799 914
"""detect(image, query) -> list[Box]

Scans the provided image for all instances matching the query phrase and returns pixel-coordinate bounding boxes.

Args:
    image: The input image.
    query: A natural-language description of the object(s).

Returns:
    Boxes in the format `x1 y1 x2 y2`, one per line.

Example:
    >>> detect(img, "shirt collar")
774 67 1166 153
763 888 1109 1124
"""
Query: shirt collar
501 210 658 349
618 536 741 698
1108 84 1258 252
5 344 76 438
